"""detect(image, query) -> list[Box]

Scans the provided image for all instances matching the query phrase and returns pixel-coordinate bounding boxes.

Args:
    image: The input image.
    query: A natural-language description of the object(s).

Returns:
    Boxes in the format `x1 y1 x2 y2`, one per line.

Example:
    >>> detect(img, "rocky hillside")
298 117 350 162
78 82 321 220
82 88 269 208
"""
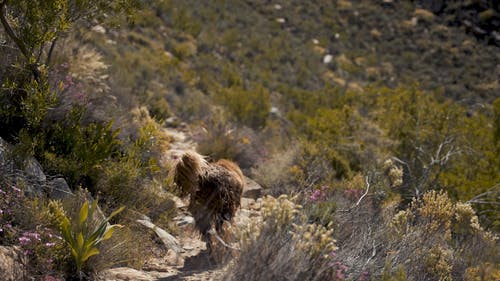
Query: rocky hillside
0 0 499 280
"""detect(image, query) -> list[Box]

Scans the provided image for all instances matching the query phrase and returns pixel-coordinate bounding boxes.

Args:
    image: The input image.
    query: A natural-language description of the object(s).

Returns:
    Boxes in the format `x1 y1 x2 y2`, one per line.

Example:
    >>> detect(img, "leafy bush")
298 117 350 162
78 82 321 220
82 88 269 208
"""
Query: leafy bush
34 106 121 188
215 85 270 129
147 96 171 122
0 75 57 143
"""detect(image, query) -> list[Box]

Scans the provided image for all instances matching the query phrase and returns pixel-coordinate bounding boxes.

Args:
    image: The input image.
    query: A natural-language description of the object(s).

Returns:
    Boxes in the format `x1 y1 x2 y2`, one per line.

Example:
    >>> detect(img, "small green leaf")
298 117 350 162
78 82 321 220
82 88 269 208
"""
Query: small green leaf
77 232 84 251
89 199 98 221
106 206 125 222
82 247 100 262
103 224 123 240
61 217 74 245
79 201 89 226
71 248 78 260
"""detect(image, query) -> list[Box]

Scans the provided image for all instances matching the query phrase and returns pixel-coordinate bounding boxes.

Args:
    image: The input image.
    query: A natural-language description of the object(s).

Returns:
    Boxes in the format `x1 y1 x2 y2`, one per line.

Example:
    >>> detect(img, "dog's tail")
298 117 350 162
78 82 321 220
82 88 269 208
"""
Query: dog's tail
174 150 209 196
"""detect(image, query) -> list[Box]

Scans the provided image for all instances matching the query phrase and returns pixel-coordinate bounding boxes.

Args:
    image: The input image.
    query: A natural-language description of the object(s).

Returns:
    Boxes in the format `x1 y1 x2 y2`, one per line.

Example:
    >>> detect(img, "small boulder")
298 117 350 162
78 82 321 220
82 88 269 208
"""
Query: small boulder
0 246 26 281
91 25 106 34
243 177 262 199
47 178 73 200
97 267 154 281
24 158 46 182
414 8 435 22
323 54 333 64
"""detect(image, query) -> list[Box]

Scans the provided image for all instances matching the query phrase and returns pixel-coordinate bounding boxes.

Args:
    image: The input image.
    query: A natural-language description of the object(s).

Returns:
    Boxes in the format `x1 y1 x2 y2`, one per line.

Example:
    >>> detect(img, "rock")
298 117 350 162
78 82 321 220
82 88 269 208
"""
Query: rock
414 9 435 21
243 177 262 199
174 215 194 226
240 197 256 209
98 267 155 281
0 246 26 281
91 25 106 34
323 54 333 64
47 178 73 200
164 116 179 126
171 195 188 209
492 31 500 45
370 28 382 38
270 106 281 117
136 216 183 253
414 0 444 13
313 45 327 55
0 137 10 167
23 158 46 182
165 249 184 266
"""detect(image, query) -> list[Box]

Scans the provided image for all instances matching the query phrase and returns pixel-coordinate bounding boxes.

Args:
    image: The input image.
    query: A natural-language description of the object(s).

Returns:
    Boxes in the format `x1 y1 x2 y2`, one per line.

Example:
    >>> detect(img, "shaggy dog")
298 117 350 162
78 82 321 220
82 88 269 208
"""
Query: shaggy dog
174 151 244 254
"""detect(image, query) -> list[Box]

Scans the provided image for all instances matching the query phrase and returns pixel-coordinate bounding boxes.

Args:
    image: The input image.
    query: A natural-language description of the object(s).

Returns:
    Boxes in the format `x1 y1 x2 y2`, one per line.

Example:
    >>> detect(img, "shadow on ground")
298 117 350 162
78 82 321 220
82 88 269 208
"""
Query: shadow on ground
157 249 219 281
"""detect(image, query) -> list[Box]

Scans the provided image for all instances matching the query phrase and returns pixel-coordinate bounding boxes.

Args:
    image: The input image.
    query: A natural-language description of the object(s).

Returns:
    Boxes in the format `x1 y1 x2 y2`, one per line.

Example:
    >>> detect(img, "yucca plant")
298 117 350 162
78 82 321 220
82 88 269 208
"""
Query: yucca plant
50 199 124 278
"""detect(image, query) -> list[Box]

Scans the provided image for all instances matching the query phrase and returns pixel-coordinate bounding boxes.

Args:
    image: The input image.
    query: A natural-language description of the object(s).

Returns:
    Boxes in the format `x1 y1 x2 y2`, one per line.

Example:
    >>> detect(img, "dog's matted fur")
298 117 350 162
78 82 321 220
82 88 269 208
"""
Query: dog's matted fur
174 151 244 253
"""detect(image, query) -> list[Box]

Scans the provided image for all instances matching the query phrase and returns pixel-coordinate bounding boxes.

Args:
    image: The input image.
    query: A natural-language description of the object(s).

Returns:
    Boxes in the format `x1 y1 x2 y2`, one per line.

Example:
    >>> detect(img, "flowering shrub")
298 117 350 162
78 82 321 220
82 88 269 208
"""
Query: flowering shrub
303 186 337 226
0 176 66 279
0 185 23 244
307 185 329 203
17 228 65 279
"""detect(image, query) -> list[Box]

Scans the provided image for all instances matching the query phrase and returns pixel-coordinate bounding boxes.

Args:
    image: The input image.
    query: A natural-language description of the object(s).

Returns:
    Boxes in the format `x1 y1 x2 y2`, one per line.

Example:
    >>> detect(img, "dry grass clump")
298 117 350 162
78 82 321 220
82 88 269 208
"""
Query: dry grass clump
303 176 500 281
251 141 348 196
195 118 266 171
250 147 298 194
385 191 499 281
225 195 338 281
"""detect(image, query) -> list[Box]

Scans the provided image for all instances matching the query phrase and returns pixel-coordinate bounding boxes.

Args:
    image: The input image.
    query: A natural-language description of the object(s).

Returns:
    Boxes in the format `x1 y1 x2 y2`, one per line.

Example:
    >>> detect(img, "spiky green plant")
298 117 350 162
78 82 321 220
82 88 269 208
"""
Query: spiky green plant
50 199 124 276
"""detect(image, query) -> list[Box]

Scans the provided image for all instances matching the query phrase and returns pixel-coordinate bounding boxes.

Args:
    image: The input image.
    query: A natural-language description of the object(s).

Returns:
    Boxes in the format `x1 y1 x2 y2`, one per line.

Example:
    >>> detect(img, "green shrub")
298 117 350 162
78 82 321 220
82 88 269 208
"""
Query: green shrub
35 106 121 188
381 261 407 281
0 75 57 142
147 96 171 122
215 85 270 129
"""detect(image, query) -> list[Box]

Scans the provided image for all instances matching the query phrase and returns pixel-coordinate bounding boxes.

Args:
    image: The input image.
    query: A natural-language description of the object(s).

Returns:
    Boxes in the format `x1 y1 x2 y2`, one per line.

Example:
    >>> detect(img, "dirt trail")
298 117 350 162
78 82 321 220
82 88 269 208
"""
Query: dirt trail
98 124 263 281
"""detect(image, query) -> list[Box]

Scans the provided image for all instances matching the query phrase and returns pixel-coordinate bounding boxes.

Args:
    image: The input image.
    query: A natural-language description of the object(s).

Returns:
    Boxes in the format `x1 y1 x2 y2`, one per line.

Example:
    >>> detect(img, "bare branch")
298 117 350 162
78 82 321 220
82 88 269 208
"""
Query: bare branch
339 176 372 212
45 37 57 66
468 200 500 206
355 176 370 207
467 184 500 206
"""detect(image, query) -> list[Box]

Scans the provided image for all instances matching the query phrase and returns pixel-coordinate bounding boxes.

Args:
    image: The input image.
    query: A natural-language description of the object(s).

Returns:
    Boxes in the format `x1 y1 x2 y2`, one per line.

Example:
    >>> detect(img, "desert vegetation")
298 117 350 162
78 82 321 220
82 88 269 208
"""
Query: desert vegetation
0 0 498 280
